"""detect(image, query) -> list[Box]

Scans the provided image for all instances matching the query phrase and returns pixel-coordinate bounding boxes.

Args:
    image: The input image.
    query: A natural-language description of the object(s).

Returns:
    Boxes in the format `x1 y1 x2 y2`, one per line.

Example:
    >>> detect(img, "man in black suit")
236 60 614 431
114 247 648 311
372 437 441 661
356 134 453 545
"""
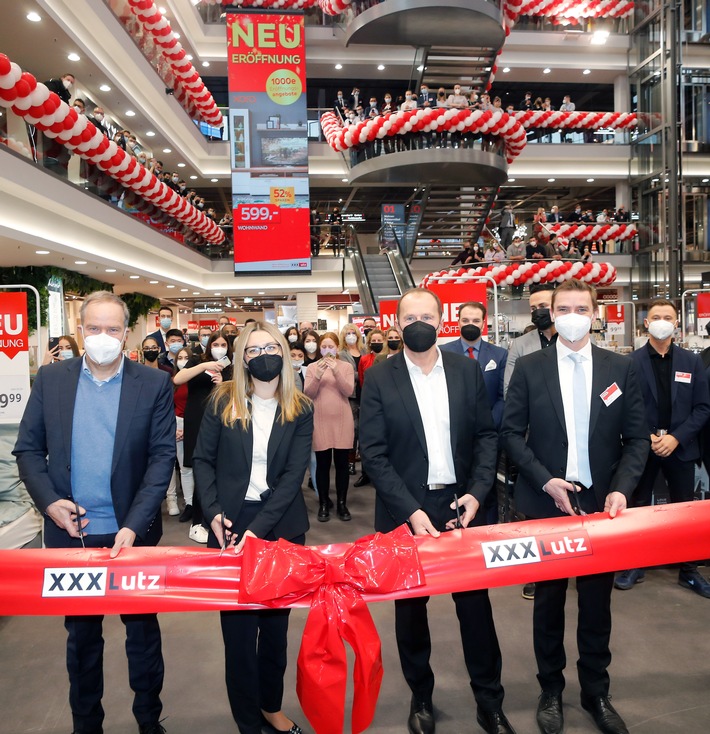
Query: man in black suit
501 279 649 734
360 288 515 734
14 291 176 734
615 299 710 595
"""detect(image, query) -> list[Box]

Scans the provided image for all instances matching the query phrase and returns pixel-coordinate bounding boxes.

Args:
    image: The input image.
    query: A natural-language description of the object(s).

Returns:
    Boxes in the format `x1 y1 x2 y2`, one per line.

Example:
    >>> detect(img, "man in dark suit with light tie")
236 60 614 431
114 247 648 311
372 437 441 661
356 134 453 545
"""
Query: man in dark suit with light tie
14 291 176 734
440 301 507 428
360 288 515 734
501 279 649 734
614 298 710 595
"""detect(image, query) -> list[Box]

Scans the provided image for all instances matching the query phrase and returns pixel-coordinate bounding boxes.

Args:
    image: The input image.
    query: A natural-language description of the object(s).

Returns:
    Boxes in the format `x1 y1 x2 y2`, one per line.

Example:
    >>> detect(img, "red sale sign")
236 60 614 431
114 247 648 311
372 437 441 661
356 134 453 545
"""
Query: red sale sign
0 291 31 424
379 283 489 339
227 13 311 274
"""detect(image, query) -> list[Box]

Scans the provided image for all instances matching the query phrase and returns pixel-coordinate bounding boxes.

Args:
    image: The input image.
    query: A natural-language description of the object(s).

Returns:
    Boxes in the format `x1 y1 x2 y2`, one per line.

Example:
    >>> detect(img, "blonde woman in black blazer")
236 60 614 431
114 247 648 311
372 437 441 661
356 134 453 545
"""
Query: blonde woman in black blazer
193 321 313 734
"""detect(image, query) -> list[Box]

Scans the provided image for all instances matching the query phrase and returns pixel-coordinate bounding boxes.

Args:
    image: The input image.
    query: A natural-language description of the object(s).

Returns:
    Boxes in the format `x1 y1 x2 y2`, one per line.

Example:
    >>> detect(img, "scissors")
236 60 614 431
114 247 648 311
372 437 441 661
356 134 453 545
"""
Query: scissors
219 513 234 556
570 484 584 516
74 502 85 549
452 493 463 529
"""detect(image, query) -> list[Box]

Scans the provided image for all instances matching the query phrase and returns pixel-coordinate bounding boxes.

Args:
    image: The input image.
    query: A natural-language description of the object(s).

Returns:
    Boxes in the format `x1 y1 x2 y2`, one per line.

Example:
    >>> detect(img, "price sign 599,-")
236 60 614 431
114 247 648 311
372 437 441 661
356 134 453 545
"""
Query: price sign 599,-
237 204 281 224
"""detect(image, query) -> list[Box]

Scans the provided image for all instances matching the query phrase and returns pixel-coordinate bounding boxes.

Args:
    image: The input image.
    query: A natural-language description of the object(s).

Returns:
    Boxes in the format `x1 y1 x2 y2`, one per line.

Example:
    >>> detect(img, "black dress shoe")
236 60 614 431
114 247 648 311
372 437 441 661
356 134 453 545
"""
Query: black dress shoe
139 724 166 734
178 504 193 523
536 692 563 734
477 707 516 733
581 695 628 734
317 503 330 522
354 474 371 487
337 501 351 521
408 699 435 734
260 714 303 734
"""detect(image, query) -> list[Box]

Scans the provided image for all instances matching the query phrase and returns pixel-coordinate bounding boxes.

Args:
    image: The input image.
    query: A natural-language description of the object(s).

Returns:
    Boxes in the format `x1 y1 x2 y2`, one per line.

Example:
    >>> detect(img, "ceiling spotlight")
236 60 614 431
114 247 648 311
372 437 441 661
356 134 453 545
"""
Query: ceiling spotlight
149 280 159 284
214 292 222 296
163 148 172 153
547 178 556 182
75 260 88 265
583 69 591 75
166 285 176 288
159 5 167 13
173 32 180 39
27 12 42 22
180 288 189 292
417 65 424 72
146 131 155 137
508 178 516 182
341 178 348 182
35 250 50 255
502 67 510 73
189 175 198 180
99 84 111 92
129 275 140 279
177 162 186 167
334 63 343 70
543 68 551 74
210 178 218 182
702 178 709 183
67 53 81 62
192 292 201 295
591 30 609 45
125 110 136 117
202 61 210 68
186 54 193 61
377 64 385 71
587 178 595 182
105 268 117 273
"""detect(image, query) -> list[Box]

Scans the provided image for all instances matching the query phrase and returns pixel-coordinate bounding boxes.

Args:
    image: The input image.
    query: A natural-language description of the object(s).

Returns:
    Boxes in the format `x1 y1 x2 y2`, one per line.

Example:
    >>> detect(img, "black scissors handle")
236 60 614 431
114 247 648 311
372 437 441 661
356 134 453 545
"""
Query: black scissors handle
74 502 85 549
453 493 463 529
570 484 583 516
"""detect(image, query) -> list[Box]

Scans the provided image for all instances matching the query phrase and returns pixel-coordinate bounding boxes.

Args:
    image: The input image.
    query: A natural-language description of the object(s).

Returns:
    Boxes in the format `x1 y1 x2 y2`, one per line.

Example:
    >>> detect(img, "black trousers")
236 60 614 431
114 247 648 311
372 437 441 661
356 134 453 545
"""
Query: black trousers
533 486 613 699
216 501 305 734
315 448 349 503
632 451 697 572
394 488 504 711
45 525 164 733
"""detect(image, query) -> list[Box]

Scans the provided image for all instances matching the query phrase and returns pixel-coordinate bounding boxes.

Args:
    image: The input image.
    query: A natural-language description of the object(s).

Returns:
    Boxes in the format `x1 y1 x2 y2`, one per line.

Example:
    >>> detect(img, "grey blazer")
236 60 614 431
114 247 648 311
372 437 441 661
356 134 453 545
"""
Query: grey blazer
504 329 547 396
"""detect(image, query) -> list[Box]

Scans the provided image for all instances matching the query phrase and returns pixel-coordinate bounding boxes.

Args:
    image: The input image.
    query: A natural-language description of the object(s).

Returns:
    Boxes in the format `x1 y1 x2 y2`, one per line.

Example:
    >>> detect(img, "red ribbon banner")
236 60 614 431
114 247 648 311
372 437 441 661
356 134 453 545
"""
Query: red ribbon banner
2 503 710 733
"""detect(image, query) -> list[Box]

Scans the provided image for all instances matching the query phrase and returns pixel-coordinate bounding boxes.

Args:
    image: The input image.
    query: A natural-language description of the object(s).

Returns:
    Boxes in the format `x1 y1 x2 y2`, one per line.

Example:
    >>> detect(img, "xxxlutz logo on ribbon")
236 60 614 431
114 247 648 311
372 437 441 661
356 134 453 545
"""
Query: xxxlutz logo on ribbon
0 292 29 360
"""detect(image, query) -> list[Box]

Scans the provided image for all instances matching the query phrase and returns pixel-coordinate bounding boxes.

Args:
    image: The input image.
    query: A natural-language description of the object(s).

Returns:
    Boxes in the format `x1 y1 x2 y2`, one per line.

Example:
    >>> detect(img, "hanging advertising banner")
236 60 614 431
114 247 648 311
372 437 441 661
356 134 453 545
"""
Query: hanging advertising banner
605 304 625 338
47 276 65 339
227 12 311 274
381 204 405 252
379 283 489 339
0 292 31 424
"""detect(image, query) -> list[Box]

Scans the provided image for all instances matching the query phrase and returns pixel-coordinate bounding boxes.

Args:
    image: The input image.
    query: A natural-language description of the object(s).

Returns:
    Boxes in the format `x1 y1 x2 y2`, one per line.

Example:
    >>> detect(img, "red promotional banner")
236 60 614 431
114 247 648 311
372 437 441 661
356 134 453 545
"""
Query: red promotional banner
0 291 31 424
227 12 311 273
379 282 489 338
0 292 29 360
3 503 710 733
605 304 625 322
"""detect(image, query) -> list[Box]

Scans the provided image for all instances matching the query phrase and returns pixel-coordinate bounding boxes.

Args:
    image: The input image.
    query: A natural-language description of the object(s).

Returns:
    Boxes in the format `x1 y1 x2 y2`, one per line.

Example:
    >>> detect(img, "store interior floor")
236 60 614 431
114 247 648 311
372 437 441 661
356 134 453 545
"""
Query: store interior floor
2 480 709 734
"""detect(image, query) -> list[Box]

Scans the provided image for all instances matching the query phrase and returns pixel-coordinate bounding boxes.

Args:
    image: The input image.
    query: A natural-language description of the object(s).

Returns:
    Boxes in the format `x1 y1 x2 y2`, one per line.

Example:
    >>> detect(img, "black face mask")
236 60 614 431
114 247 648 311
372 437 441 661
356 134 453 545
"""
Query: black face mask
247 354 283 382
363 328 373 337
143 349 159 363
370 342 384 354
226 334 237 347
531 307 553 331
460 324 481 342
402 321 438 352
387 339 401 351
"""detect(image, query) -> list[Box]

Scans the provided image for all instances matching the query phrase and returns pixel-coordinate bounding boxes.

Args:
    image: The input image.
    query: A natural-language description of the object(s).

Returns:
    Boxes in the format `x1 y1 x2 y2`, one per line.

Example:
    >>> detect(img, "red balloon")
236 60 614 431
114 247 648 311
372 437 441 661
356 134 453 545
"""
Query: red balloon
20 72 37 93
0 53 11 76
14 79 30 99
0 87 17 103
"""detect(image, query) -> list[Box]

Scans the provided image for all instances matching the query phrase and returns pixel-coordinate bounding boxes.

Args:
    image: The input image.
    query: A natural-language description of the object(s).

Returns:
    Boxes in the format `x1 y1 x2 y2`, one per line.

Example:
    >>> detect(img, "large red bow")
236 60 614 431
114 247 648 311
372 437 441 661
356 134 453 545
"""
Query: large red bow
239 525 424 734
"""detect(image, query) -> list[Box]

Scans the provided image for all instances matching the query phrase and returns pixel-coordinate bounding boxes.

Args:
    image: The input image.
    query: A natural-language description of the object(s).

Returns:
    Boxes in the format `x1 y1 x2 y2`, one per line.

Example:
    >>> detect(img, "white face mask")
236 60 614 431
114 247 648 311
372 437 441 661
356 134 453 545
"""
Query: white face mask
647 320 675 340
292 359 304 369
288 334 298 343
345 333 358 345
553 313 591 343
176 359 188 369
63 78 73 90
211 346 228 360
304 341 317 354
60 349 75 360
94 113 103 121
83 332 124 365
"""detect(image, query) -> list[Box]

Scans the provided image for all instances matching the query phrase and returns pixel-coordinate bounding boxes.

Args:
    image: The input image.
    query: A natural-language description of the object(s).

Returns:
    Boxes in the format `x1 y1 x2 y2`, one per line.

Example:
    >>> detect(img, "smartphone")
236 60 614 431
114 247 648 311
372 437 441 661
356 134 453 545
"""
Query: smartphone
48 336 60 352
216 355 231 368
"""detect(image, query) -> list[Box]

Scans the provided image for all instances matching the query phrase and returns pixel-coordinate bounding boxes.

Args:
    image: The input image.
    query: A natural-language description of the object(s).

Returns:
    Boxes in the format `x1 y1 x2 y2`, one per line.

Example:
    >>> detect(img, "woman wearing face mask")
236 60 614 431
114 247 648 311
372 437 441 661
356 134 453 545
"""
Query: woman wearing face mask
375 328 402 364
42 335 80 364
304 332 355 522
193 322 312 734
165 347 196 522
284 326 300 346
339 324 365 475
141 337 173 376
357 328 385 388
173 332 233 543
301 329 320 366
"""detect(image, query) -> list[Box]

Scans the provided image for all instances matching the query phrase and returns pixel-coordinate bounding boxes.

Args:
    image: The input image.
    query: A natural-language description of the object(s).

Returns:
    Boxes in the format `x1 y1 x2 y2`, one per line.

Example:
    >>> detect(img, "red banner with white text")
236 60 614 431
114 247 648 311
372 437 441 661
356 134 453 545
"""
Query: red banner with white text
0 291 31 424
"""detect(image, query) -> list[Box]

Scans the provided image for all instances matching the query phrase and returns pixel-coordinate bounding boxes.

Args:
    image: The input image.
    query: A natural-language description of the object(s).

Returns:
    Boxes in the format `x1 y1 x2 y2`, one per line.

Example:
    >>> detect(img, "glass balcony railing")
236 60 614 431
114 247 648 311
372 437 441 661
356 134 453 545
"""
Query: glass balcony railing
0 109 233 260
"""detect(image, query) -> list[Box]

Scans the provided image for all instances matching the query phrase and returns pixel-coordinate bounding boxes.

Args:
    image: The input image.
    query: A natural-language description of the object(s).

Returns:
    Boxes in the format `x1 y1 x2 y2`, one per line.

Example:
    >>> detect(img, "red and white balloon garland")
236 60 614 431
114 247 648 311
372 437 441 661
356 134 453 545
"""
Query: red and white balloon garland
197 0 352 13
420 260 618 289
126 0 223 127
0 53 225 245
515 110 637 132
321 109 527 164
548 222 637 242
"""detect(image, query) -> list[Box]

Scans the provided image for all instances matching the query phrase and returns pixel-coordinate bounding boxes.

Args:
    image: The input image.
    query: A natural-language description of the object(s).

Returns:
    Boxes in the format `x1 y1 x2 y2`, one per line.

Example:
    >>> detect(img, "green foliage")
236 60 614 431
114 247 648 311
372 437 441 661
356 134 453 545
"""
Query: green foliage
0 266 158 331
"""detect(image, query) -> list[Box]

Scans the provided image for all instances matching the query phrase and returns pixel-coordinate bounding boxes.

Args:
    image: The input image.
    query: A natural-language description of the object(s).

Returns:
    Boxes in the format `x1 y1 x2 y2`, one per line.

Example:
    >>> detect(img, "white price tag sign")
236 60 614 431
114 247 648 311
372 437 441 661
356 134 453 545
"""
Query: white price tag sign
0 374 30 423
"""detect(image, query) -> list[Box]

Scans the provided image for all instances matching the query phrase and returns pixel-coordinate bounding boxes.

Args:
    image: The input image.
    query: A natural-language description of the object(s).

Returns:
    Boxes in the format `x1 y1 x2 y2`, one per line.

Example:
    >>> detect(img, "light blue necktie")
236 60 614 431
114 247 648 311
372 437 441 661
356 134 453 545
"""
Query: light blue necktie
569 352 593 487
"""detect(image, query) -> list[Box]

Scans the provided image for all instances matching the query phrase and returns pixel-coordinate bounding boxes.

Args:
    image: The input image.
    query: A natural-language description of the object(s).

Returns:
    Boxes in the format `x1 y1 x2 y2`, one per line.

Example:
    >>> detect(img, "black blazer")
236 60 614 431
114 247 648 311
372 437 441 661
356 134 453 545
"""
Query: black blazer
500 344 649 519
192 398 313 542
631 343 710 462
14 357 176 545
359 350 498 533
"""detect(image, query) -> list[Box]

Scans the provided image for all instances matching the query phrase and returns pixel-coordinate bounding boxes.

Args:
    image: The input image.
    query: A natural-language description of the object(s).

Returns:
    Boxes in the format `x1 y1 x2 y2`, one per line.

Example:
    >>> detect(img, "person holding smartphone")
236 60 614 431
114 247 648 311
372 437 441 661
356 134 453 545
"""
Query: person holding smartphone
173 331 232 543
304 332 355 522
42 335 80 364
193 322 312 734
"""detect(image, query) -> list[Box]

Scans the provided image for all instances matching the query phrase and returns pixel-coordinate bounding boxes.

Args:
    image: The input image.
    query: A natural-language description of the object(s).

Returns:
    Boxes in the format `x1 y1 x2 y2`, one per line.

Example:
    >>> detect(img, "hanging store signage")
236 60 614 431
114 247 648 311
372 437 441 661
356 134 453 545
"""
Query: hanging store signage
0 292 31 424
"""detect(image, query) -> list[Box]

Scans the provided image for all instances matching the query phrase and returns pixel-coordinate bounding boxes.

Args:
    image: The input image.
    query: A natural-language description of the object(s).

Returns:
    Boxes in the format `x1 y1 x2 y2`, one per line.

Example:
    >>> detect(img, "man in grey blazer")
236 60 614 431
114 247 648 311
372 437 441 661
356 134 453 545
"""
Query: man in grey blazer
504 284 557 397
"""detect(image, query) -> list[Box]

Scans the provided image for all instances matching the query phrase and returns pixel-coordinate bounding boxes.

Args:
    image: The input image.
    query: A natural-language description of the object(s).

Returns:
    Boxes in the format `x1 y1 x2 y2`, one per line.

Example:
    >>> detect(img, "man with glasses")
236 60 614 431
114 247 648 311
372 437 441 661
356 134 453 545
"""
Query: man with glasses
14 291 176 734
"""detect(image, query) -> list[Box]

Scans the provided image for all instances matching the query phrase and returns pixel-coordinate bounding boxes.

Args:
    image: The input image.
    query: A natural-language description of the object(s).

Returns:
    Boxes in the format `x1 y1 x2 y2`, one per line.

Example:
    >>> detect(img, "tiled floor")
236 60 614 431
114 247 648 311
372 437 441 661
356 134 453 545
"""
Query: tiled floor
2 482 710 733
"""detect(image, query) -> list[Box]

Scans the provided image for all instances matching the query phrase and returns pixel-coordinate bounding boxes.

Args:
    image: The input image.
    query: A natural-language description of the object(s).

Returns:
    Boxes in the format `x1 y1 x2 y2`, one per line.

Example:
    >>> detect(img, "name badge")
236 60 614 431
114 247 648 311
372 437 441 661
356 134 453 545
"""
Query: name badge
600 382 622 406
675 371 692 384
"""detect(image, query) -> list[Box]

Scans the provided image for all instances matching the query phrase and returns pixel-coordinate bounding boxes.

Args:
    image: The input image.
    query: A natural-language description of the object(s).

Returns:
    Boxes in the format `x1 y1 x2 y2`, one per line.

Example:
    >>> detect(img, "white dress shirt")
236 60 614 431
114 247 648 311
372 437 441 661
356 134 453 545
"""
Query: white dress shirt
246 394 278 501
404 349 457 486
556 340 593 484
